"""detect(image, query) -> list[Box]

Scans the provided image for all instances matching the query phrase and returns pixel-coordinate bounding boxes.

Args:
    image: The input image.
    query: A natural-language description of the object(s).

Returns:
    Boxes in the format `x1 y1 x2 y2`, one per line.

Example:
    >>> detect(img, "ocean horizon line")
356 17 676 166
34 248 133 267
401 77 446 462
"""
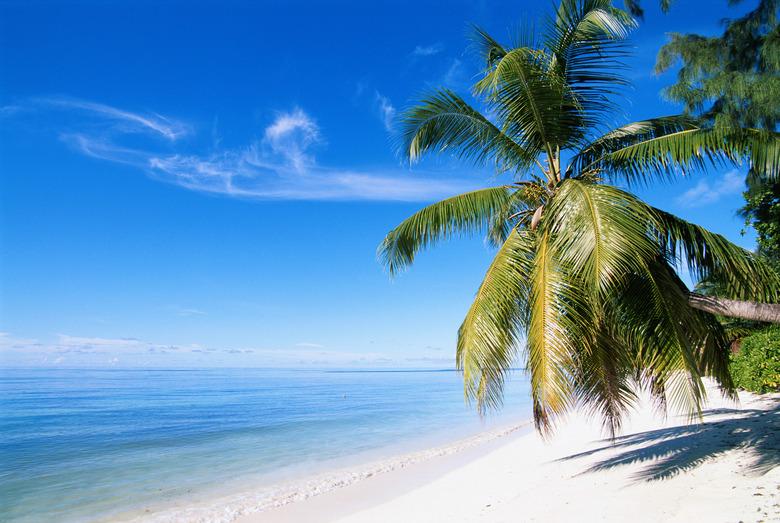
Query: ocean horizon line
1 366 526 373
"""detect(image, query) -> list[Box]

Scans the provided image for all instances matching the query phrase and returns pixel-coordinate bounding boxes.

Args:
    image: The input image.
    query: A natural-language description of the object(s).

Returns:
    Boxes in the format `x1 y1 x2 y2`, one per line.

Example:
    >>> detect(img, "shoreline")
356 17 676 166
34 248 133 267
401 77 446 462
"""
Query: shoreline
241 382 780 523
120 381 780 523
122 419 533 523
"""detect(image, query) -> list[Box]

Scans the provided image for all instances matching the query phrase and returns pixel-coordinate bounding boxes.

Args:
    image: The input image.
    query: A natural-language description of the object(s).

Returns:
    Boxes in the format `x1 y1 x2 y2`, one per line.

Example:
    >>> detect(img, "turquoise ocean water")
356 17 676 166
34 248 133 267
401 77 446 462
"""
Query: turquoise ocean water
0 368 530 522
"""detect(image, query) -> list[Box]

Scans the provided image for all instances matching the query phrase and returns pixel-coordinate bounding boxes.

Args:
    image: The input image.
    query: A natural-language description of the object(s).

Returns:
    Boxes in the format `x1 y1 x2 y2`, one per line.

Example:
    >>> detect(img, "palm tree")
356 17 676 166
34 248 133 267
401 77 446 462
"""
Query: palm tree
379 0 780 435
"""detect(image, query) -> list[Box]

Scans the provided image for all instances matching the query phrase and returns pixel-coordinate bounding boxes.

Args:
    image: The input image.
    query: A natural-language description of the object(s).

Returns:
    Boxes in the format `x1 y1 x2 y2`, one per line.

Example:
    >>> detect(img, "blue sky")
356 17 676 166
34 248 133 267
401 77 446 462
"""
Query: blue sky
0 0 760 368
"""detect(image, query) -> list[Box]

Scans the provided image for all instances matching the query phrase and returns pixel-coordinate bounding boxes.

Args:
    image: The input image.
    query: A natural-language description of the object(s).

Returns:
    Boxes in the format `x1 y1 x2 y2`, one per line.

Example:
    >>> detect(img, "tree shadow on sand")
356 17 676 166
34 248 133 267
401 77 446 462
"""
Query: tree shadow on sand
558 397 780 482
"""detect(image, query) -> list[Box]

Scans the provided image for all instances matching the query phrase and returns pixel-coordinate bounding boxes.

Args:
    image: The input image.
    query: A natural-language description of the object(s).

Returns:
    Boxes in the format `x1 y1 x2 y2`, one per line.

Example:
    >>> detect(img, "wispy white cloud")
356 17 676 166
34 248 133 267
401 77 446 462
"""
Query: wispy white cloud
411 42 444 57
442 58 466 88
374 92 397 132
57 334 144 348
0 332 451 368
0 332 41 349
172 307 207 317
140 144 465 200
61 133 150 165
262 108 322 172
0 104 24 116
354 80 368 98
676 170 744 207
29 97 188 140
296 342 325 349
0 333 214 367
8 98 476 201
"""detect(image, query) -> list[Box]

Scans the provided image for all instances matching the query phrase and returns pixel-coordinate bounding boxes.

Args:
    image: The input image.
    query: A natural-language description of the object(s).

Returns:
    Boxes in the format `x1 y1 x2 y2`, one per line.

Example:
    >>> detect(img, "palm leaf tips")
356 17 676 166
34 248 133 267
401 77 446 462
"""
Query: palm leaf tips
378 187 513 276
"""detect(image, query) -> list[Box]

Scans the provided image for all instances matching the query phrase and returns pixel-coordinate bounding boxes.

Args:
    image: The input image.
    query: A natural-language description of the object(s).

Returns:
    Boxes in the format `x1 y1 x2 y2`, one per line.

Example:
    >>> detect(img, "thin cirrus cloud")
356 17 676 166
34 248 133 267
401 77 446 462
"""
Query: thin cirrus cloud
296 342 325 349
172 307 207 317
0 332 448 368
0 332 245 367
35 96 189 140
411 42 444 57
676 170 745 207
262 107 322 172
442 58 466 88
374 92 397 132
5 96 478 201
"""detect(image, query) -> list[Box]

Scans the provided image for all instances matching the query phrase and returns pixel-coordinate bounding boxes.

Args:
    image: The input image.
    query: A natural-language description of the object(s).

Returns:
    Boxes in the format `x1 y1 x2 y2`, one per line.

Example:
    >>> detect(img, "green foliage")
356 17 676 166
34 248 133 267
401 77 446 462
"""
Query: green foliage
581 125 780 185
627 0 780 290
651 0 780 284
622 0 673 19
740 179 780 270
655 0 780 132
380 0 780 436
379 187 514 275
730 326 780 393
654 208 780 302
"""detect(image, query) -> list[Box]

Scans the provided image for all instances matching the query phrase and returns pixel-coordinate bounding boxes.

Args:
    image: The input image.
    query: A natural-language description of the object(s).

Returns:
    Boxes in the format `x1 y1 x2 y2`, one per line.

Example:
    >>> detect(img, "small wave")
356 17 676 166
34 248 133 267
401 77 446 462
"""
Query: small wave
124 420 531 523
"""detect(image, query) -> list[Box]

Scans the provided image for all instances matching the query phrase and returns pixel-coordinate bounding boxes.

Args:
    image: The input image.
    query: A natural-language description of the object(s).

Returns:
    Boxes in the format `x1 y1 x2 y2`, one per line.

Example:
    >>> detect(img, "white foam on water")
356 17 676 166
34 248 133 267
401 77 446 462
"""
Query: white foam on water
120 420 531 523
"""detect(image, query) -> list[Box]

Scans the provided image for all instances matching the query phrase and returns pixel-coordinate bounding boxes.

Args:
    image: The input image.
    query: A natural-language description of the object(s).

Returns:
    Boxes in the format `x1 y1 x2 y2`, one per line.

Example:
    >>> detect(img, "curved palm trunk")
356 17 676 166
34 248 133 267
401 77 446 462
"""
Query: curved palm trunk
688 293 780 323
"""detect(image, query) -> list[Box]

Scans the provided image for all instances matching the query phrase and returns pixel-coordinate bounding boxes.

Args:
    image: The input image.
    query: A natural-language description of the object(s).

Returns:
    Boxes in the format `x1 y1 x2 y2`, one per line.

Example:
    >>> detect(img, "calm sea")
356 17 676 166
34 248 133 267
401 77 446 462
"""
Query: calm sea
0 368 530 522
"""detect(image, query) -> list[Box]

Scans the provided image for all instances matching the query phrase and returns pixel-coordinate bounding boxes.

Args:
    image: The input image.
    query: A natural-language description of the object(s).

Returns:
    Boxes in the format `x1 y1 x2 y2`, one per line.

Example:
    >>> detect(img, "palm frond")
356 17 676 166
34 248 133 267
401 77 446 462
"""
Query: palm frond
457 229 535 413
378 186 513 275
400 89 535 172
593 127 780 185
471 26 509 70
692 309 736 395
473 45 585 158
547 179 658 296
572 323 638 437
486 184 544 246
544 0 636 127
525 229 587 434
569 115 700 177
614 260 708 421
653 208 780 301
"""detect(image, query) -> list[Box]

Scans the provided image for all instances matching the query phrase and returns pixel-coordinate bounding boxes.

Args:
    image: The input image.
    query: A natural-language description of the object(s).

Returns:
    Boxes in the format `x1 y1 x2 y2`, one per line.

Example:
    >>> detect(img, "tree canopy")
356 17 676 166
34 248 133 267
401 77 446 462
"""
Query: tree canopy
655 0 779 131
380 0 780 435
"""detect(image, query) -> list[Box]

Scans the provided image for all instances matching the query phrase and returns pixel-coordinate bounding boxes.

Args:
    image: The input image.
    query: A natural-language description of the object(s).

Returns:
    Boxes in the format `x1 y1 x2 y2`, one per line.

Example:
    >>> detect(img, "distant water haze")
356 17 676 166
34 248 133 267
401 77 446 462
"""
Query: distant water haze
0 368 530 522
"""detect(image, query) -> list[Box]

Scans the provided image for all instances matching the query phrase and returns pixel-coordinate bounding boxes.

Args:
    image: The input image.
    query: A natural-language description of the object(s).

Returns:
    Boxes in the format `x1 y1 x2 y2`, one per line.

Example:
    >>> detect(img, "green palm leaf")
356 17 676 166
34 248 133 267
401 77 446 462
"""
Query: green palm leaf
545 0 636 124
653 208 780 302
569 115 700 177
616 261 708 421
400 89 534 172
457 229 534 412
572 322 638 437
595 126 780 184
525 228 587 433
378 186 513 275
474 44 585 157
471 25 510 70
547 179 658 296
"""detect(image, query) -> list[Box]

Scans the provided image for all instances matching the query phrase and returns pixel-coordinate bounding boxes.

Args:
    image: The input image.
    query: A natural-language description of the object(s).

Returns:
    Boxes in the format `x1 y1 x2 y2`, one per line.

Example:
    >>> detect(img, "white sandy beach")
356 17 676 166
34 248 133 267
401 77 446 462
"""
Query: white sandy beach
232 382 779 523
